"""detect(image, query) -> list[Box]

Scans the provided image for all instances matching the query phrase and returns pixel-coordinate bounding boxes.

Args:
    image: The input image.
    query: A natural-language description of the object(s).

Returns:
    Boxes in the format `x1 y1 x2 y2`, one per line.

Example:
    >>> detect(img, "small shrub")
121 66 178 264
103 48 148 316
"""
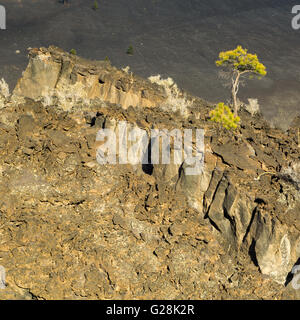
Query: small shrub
244 98 260 116
209 102 240 130
0 78 10 99
122 66 130 74
280 162 300 190
70 48 77 55
148 75 174 88
93 0 99 10
38 82 91 110
126 45 134 55
148 74 193 117
0 78 10 109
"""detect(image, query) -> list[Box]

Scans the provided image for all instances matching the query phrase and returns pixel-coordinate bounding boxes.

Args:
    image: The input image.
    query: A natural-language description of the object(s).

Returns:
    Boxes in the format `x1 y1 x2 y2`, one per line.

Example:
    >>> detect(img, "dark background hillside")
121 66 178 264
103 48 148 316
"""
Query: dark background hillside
0 0 299 127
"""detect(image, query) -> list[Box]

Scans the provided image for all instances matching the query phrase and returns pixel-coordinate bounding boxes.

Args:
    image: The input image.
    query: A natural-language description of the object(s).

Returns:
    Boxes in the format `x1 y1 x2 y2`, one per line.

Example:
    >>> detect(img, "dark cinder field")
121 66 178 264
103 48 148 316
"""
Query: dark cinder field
0 0 299 127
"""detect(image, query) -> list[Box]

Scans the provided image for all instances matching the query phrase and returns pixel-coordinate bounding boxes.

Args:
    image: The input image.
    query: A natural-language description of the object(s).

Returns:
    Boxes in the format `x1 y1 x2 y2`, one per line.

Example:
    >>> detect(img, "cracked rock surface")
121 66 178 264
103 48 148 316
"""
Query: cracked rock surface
0 48 299 299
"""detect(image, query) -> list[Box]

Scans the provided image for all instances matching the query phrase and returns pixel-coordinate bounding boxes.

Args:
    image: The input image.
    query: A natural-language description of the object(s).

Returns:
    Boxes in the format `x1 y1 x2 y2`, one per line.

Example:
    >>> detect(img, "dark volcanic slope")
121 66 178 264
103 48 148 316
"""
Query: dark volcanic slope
0 0 299 127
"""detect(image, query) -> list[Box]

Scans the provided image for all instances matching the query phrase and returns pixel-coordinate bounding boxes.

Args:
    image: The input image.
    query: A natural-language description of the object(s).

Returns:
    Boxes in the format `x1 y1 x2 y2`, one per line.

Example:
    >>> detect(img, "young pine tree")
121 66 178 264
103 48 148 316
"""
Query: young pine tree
216 46 266 116
93 0 99 10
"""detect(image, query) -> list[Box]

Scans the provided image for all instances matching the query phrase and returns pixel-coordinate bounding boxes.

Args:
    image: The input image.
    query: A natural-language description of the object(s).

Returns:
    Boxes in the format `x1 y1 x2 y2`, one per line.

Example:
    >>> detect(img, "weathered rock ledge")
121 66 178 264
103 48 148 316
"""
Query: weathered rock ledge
13 46 167 109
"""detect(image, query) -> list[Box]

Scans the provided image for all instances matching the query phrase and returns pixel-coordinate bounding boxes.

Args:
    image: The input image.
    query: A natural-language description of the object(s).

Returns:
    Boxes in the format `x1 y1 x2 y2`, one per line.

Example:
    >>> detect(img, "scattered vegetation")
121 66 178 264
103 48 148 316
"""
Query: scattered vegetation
69 48 77 55
93 0 99 10
216 45 266 116
0 78 26 109
0 78 10 109
122 66 131 74
126 45 134 55
0 78 10 99
244 98 260 116
148 75 194 117
38 83 91 111
280 162 300 190
209 102 240 130
270 107 297 132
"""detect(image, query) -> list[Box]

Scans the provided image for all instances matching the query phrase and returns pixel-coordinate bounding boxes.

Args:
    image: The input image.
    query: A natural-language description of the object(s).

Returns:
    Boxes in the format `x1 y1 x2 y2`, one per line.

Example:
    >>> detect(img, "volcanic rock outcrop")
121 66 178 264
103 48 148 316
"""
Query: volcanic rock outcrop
0 46 299 299
13 46 166 109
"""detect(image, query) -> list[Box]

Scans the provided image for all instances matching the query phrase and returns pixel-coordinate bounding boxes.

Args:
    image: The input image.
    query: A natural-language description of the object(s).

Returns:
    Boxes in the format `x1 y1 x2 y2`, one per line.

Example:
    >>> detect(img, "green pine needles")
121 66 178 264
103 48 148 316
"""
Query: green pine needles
209 102 240 130
126 45 134 55
93 0 99 10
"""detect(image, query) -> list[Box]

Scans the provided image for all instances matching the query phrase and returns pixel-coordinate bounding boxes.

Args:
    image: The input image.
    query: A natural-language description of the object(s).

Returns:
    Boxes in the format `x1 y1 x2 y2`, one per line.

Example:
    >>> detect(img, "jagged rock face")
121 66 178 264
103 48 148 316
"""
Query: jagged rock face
13 46 166 110
203 172 255 250
0 49 299 299
0 98 298 299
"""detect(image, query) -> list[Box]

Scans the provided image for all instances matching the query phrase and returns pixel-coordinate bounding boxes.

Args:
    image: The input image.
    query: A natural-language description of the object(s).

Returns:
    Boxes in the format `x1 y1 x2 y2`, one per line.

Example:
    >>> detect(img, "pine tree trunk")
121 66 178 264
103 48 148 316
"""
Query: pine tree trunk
231 72 240 117
232 86 238 116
